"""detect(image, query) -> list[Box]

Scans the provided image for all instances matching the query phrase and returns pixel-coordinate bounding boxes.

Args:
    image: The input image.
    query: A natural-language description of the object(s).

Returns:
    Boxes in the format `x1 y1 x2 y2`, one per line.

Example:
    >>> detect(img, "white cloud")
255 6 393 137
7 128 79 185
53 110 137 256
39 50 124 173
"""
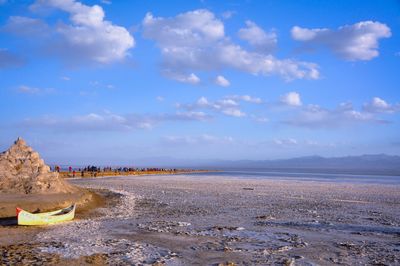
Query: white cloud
305 140 319 146
61 112 134 130
218 43 320 80
368 97 389 109
251 115 269 123
238 20 277 53
162 134 234 145
222 108 246 117
178 96 246 118
156 96 164 102
61 76 71 81
143 9 319 82
178 94 265 118
291 21 391 61
226 95 262 104
292 26 326 41
218 99 238 107
273 138 298 146
90 80 100 86
196 96 209 106
215 75 230 87
29 0 134 64
363 97 399 113
281 92 302 106
143 9 224 48
17 85 40 94
17 85 55 95
167 72 200 84
21 110 211 132
173 111 211 121
3 16 50 37
221 10 235 19
283 102 387 128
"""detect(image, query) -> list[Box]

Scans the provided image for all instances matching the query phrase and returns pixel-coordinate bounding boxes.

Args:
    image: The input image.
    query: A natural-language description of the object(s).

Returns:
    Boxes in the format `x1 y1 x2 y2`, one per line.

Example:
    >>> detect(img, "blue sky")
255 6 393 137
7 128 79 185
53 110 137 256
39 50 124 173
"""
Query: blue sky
0 0 399 165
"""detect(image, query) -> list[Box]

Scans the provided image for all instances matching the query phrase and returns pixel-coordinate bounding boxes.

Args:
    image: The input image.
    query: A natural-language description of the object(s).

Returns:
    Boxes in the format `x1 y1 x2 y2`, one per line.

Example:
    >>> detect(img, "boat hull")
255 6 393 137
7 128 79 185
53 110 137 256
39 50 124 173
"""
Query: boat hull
17 204 76 226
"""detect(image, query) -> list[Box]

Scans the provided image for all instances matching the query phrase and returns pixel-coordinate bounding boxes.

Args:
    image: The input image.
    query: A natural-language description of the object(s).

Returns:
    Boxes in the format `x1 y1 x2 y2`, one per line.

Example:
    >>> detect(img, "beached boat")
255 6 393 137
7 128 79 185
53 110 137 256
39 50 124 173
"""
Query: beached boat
16 204 76 226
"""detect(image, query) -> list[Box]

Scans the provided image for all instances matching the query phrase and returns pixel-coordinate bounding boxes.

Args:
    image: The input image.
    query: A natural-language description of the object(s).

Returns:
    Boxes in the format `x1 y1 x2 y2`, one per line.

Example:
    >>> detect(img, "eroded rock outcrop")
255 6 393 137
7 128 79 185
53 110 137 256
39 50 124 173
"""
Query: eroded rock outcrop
0 138 79 194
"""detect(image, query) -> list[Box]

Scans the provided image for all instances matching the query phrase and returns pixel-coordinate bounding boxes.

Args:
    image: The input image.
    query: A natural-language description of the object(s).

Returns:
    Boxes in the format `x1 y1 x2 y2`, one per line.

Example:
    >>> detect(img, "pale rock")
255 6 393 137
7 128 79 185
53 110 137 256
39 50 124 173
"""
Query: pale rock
0 138 80 194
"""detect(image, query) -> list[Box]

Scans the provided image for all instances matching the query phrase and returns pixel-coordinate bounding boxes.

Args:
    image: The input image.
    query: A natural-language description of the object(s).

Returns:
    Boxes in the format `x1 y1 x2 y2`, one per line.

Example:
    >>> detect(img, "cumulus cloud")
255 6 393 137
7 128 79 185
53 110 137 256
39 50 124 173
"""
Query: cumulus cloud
164 72 200 84
281 92 302 106
215 75 230 87
363 97 399 113
177 94 265 118
221 108 246 117
143 9 319 82
0 49 24 69
226 95 262 104
238 20 277 53
291 21 391 61
178 96 247 118
218 44 320 80
21 0 135 64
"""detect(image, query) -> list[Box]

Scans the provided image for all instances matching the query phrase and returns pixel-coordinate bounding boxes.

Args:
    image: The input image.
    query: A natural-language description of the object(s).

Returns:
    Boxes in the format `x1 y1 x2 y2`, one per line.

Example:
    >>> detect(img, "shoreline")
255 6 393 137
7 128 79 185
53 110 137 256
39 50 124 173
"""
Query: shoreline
59 169 215 179
67 170 400 187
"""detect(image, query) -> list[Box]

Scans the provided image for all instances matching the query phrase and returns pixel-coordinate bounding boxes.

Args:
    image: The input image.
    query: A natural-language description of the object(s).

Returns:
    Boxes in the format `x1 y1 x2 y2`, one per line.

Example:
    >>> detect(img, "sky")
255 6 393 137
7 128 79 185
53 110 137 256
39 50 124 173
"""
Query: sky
0 0 399 165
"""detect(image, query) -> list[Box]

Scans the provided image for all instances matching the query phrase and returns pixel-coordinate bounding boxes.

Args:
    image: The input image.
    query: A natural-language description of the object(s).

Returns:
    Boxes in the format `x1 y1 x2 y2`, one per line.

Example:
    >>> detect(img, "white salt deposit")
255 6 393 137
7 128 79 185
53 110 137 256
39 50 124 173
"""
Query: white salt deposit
36 187 175 264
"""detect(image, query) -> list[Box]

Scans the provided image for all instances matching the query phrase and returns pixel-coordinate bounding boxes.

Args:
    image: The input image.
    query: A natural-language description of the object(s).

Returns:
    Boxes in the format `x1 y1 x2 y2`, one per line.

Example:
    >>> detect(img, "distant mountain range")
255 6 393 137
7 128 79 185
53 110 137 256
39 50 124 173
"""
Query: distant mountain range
134 154 400 175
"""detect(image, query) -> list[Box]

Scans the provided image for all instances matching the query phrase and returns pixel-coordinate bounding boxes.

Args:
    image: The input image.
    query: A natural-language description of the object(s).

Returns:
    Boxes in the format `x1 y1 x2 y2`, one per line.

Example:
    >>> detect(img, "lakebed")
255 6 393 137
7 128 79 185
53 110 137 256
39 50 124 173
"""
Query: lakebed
1 173 399 265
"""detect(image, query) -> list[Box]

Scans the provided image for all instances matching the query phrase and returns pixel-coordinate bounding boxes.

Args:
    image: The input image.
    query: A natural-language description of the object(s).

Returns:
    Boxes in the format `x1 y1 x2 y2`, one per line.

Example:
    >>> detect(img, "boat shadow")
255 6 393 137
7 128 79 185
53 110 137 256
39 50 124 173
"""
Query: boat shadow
0 216 17 226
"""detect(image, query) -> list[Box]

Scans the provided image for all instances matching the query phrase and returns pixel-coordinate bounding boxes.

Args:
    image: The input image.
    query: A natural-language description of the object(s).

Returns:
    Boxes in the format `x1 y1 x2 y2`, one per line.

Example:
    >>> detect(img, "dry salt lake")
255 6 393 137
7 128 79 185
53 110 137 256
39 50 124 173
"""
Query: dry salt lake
2 170 400 265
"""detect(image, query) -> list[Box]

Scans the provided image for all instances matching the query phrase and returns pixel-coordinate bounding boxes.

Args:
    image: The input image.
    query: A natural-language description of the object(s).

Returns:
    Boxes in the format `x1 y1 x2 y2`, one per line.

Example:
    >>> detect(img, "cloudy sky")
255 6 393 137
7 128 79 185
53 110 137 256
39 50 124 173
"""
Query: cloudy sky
0 0 399 165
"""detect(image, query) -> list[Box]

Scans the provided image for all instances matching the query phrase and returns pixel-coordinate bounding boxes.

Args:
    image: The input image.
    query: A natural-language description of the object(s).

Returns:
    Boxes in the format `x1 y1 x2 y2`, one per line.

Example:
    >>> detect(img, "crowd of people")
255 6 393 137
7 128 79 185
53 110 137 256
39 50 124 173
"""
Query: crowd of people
52 165 181 177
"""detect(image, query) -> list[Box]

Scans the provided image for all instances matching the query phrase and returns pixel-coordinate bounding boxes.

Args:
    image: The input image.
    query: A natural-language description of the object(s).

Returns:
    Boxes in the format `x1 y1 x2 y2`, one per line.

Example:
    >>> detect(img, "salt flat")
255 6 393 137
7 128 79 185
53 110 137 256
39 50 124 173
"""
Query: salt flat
1 174 400 265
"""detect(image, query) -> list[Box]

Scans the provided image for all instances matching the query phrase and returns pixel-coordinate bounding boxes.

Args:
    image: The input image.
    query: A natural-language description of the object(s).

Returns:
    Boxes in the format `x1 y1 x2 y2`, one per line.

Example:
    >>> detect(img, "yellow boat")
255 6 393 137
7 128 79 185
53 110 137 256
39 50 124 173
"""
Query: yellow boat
16 204 76 226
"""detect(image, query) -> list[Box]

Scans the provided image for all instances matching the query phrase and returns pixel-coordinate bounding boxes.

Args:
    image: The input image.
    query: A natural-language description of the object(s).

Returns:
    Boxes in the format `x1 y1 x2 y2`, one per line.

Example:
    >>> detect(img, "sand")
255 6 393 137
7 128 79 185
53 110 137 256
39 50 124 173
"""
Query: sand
1 174 399 265
0 189 99 219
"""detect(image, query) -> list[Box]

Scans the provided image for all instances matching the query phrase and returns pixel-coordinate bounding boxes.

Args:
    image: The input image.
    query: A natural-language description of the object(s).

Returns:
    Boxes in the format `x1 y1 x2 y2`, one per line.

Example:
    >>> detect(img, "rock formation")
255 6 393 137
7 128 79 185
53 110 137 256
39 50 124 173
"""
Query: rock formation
0 138 79 194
